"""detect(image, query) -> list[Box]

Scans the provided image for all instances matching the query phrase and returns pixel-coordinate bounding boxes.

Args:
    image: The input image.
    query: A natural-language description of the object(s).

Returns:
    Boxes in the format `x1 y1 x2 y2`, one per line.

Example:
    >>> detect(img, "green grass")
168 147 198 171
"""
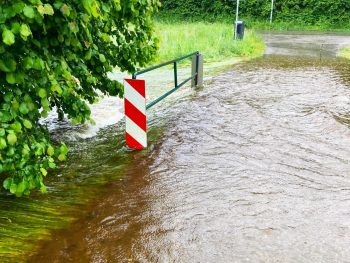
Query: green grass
339 46 350 60
154 21 266 64
0 124 167 262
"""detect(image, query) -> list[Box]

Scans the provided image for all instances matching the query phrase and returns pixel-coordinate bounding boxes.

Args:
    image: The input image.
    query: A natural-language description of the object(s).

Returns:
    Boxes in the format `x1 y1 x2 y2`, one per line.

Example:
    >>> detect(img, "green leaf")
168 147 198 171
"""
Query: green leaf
6 72 24 84
0 110 12 122
0 128 5 137
54 2 64 9
40 184 47 193
12 3 26 15
41 98 50 109
47 145 54 156
23 6 35 19
20 24 32 40
27 101 35 110
58 154 66 161
23 57 34 69
23 119 33 129
16 182 26 197
61 144 68 154
3 178 12 190
2 29 15 46
99 54 106 63
11 22 21 34
19 103 29 114
4 93 13 102
10 121 22 133
41 110 48 118
7 133 17 145
12 100 19 111
40 168 47 176
22 147 30 156
7 147 15 157
127 23 136 32
33 58 44 70
60 4 70 17
10 183 17 194
29 0 41 4
37 4 54 16
0 58 17 73
51 84 63 95
6 73 16 84
84 50 92 60
38 88 47 98
90 2 100 18
44 4 55 15
102 4 111 13
82 0 95 15
0 138 7 150
58 34 64 43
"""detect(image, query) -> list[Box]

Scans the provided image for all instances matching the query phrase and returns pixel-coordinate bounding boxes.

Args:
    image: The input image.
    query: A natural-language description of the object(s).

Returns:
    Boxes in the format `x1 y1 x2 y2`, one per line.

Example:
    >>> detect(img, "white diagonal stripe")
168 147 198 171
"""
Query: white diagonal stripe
126 116 147 147
124 81 146 114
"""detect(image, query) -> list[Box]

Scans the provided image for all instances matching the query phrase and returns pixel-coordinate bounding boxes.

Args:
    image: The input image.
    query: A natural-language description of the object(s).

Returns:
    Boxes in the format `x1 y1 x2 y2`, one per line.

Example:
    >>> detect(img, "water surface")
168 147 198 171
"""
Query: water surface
29 33 350 262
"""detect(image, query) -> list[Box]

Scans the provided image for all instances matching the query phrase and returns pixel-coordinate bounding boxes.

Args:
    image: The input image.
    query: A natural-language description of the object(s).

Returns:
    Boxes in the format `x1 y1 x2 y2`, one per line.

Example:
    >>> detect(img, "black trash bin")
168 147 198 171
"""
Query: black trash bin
234 21 245 40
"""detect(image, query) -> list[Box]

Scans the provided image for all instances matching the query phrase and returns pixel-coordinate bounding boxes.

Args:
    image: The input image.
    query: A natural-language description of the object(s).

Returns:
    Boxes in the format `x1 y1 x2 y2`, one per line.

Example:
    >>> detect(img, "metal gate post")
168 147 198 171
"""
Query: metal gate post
191 53 204 88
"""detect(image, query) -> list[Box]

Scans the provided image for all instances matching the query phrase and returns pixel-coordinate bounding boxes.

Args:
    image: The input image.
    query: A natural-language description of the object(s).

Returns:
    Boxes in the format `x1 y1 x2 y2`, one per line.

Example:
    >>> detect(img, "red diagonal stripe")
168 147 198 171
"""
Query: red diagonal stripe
125 79 145 97
126 132 145 149
124 99 147 131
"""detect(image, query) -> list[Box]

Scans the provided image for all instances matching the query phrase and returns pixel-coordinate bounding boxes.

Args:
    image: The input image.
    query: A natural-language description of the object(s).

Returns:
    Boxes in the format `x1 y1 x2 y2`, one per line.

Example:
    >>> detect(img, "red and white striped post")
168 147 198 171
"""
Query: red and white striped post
123 79 147 149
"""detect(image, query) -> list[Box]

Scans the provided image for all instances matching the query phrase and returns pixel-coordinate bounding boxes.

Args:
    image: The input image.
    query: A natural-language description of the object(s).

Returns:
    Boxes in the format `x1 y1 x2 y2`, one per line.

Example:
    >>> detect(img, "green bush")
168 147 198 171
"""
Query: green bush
160 0 350 26
0 0 160 197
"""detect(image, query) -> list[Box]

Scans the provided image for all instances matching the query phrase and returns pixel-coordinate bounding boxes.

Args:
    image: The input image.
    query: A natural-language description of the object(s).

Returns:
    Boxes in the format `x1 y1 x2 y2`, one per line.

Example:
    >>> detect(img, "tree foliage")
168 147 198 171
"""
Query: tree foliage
160 0 350 26
0 0 160 196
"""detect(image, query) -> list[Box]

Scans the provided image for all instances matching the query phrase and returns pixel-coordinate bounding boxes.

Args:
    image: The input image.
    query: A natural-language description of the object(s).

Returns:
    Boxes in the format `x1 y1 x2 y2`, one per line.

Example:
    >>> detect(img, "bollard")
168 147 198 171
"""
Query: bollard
191 53 204 88
124 79 147 149
234 21 245 40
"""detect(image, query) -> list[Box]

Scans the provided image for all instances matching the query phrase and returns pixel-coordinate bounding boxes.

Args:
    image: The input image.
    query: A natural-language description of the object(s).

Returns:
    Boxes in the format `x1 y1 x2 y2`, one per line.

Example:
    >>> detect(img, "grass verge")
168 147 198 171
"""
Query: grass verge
154 20 266 64
249 20 350 32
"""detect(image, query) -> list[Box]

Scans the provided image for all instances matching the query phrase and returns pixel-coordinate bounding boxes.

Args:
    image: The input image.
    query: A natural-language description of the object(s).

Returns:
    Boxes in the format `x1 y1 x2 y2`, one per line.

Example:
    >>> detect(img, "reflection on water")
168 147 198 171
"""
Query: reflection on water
29 33 350 262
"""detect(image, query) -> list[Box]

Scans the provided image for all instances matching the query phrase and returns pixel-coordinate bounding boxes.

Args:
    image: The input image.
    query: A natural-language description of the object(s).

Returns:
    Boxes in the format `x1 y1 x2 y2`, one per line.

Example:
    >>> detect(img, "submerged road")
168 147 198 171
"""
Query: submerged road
31 33 350 262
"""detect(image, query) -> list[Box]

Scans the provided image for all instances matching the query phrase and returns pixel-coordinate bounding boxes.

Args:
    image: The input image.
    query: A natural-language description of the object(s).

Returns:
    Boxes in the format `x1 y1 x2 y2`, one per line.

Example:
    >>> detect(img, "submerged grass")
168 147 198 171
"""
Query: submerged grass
154 21 266 64
339 46 350 60
0 123 166 262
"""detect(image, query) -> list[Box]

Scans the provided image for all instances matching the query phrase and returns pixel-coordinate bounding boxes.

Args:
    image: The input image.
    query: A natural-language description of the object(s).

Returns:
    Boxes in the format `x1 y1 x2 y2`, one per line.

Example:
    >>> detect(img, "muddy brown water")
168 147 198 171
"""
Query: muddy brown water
29 34 350 262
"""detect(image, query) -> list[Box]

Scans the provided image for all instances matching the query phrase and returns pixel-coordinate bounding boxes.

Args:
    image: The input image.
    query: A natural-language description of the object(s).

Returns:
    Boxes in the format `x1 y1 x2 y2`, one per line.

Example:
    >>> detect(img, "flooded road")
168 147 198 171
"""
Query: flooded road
29 34 350 262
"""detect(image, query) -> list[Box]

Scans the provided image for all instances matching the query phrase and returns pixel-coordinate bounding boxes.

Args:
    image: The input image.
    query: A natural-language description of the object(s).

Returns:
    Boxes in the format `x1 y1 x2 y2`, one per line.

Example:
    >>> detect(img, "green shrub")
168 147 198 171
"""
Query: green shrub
160 0 350 26
0 0 160 196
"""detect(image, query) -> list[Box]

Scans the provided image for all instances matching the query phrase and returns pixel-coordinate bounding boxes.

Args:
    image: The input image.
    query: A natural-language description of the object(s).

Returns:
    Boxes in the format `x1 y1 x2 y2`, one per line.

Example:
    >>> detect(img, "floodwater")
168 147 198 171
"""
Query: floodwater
23 34 350 262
